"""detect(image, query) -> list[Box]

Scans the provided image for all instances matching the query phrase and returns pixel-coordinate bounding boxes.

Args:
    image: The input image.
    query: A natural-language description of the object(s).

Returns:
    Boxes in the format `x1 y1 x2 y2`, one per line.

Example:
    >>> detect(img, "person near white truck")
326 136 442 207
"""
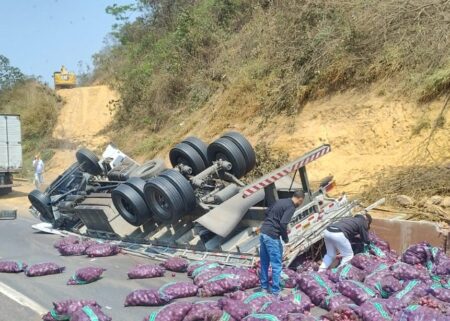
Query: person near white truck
32 154 44 190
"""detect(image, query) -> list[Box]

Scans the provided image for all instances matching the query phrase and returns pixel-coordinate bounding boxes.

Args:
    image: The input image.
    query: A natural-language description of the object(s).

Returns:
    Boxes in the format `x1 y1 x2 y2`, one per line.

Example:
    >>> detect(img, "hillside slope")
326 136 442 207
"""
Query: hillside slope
112 87 449 196
45 85 116 180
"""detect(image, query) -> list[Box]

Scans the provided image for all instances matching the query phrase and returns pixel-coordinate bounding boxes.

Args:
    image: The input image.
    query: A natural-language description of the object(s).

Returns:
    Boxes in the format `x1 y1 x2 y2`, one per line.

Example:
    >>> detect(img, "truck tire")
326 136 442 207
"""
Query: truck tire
76 148 103 176
207 137 247 178
28 190 54 223
169 142 206 175
129 159 166 179
182 137 210 168
112 184 151 226
159 169 196 212
124 177 150 208
222 132 256 173
144 176 185 223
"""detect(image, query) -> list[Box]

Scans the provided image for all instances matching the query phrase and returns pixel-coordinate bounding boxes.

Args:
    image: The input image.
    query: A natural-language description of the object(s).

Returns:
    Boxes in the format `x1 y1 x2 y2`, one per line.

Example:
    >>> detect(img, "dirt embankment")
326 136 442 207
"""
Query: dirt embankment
40 83 450 200
46 85 116 180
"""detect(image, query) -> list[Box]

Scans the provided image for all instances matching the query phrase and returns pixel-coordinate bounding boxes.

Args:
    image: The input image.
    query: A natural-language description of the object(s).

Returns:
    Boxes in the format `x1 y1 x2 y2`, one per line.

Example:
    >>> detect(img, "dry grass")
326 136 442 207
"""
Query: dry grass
0 81 61 177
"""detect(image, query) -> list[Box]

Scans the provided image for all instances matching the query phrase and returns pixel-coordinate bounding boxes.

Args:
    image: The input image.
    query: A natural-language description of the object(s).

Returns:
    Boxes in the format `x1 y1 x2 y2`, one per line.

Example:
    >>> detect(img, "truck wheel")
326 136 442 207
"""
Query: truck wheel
76 148 103 176
222 132 256 173
159 169 196 212
169 142 206 175
182 137 210 168
144 176 184 223
124 177 146 197
112 184 151 226
207 137 247 178
129 159 166 179
28 190 54 223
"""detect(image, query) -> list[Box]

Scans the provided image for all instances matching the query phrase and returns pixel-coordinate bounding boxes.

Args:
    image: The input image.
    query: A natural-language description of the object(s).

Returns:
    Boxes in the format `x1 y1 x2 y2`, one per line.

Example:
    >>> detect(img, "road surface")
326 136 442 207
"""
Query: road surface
0 212 191 321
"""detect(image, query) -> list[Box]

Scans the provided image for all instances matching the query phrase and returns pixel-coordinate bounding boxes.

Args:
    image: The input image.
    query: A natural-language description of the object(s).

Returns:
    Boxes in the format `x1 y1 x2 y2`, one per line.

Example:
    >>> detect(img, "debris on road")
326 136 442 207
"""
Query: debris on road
124 289 169 307
0 260 27 273
127 264 165 279
67 267 106 285
85 243 120 258
42 299 100 321
25 262 65 277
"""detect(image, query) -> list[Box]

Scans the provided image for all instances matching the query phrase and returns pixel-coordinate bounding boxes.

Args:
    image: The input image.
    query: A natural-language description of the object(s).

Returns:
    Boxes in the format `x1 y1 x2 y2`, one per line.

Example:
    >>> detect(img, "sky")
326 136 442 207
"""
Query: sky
0 0 136 86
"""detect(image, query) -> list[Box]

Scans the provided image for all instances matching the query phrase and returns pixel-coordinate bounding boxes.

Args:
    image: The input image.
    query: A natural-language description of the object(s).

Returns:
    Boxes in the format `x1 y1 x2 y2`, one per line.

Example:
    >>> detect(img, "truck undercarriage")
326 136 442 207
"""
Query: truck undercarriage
28 132 379 266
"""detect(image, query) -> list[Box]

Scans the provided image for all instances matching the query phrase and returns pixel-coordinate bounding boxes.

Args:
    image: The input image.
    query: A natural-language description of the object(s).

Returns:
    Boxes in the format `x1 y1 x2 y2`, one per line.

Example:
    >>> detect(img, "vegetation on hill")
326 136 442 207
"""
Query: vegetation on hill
0 56 62 176
94 0 450 136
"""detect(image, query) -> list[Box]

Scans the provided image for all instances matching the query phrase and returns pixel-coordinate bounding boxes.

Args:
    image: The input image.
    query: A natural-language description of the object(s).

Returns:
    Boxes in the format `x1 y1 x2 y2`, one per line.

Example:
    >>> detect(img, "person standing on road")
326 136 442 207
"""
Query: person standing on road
259 190 305 296
33 154 44 190
318 213 372 272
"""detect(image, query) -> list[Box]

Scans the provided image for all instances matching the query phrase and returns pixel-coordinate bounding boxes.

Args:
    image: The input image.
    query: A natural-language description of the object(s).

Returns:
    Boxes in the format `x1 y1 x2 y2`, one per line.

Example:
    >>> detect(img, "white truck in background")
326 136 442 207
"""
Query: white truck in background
0 114 22 195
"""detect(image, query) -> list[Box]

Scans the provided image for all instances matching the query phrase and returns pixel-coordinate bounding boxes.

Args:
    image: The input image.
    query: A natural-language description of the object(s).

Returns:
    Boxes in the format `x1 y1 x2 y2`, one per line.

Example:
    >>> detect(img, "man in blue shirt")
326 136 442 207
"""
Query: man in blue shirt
259 190 305 296
32 154 45 190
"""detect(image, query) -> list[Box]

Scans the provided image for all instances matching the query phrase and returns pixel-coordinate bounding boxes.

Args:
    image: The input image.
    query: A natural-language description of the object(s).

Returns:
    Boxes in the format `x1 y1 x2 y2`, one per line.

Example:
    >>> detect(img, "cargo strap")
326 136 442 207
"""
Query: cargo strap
395 280 420 299
373 302 391 320
50 309 69 321
82 306 99 321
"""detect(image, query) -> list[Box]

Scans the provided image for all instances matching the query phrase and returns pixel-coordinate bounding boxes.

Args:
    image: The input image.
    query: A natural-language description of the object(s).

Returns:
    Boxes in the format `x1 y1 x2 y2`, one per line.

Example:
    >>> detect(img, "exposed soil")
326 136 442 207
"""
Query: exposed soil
46 85 116 181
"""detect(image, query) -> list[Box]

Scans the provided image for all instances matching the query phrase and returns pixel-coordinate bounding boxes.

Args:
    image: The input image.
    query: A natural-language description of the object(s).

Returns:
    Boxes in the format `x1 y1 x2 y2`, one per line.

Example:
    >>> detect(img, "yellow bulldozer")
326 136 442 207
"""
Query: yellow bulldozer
53 65 76 90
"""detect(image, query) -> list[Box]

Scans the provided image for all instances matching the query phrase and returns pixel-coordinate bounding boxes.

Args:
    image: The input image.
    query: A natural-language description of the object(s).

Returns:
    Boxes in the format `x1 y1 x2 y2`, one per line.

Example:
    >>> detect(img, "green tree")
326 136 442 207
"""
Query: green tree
0 55 25 91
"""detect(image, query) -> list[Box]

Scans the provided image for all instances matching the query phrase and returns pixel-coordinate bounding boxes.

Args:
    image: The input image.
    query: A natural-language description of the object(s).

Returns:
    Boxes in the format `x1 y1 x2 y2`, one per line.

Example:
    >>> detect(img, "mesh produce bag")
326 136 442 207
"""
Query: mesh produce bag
297 272 335 305
320 293 355 311
390 262 429 281
194 268 224 287
157 281 198 300
198 273 242 297
85 243 120 257
395 304 448 321
124 289 170 306
0 260 27 273
219 297 252 320
183 301 222 321
128 264 166 279
328 264 365 283
42 300 99 321
25 263 65 277
143 302 192 321
281 289 314 313
259 300 298 319
281 268 298 288
67 267 106 285
160 257 189 272
243 292 274 312
322 306 361 321
338 280 377 305
58 243 87 256
286 314 319 321
243 314 282 321
190 262 222 278
69 305 112 321
358 300 393 321
428 283 450 303
54 236 81 249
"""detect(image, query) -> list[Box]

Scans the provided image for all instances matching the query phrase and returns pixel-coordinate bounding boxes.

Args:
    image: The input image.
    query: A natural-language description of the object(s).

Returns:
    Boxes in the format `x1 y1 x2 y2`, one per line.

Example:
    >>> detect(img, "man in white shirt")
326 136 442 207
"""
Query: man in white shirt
33 154 44 190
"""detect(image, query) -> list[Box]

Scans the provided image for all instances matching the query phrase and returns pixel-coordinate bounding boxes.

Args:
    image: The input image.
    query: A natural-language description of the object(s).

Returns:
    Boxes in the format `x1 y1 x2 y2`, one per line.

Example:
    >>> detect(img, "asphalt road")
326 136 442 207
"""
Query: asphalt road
0 214 192 321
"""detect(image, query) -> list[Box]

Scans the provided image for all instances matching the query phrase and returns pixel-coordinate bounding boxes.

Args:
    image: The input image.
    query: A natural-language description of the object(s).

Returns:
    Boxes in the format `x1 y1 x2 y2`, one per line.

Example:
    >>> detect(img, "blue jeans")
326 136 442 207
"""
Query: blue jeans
259 233 283 294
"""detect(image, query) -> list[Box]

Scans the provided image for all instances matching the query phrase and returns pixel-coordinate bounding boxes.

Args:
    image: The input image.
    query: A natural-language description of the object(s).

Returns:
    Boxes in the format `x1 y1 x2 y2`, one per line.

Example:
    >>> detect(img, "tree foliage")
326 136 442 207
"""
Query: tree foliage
0 55 25 91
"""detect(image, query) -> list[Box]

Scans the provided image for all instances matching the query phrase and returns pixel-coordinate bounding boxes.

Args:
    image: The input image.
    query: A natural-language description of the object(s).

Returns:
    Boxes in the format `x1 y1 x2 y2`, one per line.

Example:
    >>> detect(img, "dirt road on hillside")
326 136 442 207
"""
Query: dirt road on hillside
47 85 117 180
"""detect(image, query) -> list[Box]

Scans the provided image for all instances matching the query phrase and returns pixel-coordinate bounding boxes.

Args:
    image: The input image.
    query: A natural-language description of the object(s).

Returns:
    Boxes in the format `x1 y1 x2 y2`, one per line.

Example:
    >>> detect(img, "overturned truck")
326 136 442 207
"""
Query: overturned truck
29 132 368 266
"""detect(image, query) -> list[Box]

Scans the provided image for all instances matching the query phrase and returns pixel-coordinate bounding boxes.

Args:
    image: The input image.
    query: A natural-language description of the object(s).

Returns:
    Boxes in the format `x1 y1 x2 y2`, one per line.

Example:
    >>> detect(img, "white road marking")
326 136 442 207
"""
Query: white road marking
0 281 47 315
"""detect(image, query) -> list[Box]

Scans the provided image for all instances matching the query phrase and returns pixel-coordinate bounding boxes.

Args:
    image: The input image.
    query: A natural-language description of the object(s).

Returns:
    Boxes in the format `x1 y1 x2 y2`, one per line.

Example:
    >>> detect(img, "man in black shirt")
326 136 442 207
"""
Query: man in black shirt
259 190 305 295
318 213 372 272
